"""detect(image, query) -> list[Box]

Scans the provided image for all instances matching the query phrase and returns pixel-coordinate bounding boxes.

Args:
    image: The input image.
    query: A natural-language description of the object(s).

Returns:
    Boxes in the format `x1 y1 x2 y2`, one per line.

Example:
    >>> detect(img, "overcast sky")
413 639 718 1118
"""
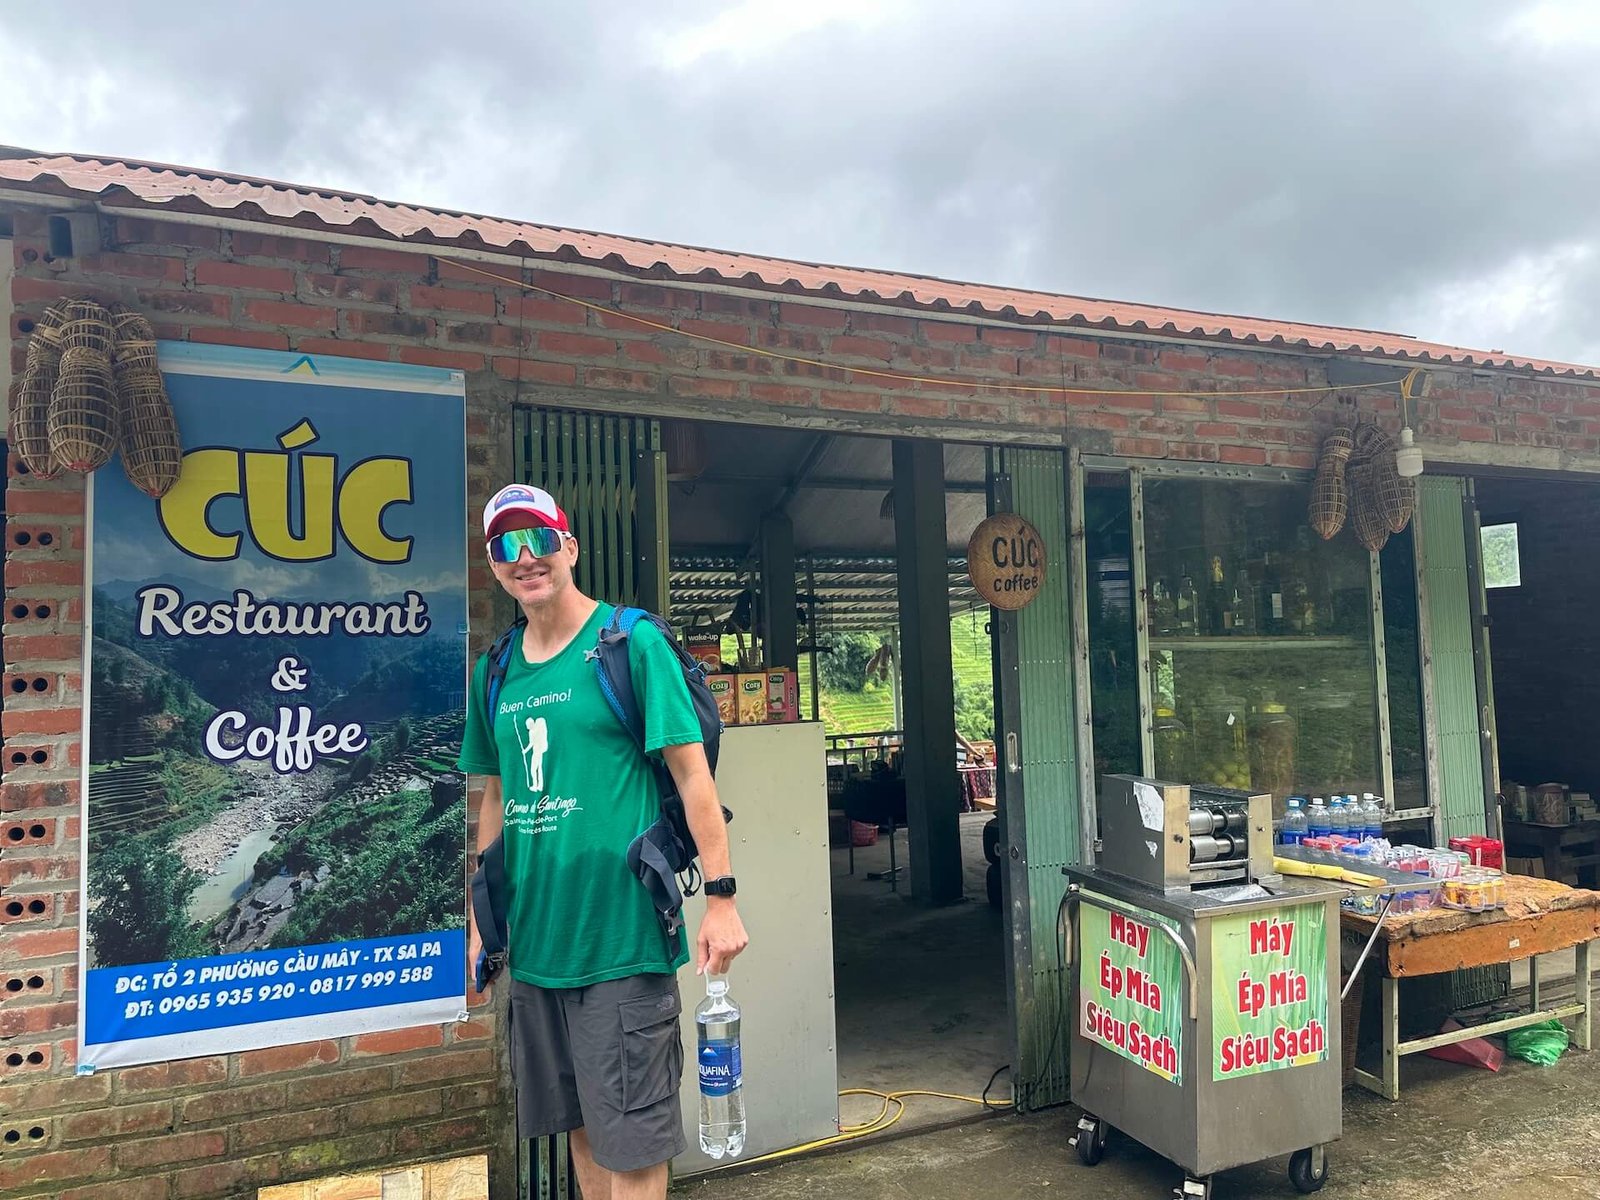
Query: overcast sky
5 2 1599 364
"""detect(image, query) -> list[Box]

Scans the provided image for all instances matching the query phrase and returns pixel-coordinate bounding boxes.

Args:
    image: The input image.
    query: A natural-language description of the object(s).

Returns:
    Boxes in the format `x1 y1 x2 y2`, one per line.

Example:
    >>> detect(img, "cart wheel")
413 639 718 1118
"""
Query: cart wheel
986 861 1003 909
1176 1176 1212 1200
1074 1115 1107 1167
982 818 1001 864
1289 1147 1329 1194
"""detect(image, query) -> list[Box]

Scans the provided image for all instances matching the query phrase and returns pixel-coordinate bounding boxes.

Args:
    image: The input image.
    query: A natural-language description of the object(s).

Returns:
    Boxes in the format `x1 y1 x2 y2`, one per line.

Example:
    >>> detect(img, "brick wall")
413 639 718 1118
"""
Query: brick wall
1480 476 1600 793
6 202 1600 1195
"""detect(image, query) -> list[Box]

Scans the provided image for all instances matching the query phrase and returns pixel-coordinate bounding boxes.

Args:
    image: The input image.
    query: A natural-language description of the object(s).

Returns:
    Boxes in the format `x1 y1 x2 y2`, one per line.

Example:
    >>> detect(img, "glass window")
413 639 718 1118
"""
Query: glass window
1142 477 1381 821
1481 523 1522 589
1085 472 1139 800
1380 528 1427 812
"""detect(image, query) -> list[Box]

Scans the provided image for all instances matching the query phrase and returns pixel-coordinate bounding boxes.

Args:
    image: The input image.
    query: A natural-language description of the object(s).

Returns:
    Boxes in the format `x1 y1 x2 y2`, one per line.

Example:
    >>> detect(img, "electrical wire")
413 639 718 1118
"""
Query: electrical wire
443 257 1408 403
707 1081 1015 1171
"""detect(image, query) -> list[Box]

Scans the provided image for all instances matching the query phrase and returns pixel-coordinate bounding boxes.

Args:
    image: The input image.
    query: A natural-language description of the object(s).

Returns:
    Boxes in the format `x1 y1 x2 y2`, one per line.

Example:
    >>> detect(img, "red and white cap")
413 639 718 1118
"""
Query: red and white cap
482 484 570 537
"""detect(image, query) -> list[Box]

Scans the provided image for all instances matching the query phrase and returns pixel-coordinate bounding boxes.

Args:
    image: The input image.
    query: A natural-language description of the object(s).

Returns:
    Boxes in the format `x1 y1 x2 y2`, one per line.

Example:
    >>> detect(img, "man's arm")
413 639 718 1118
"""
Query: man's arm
466 776 503 984
662 742 748 976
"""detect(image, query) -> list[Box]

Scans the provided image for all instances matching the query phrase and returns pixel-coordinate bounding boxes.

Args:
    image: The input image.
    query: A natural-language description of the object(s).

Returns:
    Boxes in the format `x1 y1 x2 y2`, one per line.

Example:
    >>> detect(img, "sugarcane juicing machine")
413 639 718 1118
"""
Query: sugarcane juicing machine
1064 776 1342 1198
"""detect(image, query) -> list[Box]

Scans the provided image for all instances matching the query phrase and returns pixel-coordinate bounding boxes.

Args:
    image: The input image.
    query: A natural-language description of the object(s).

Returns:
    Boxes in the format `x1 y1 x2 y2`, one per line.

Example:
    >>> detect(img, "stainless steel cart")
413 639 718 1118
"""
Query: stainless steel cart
1065 776 1344 1198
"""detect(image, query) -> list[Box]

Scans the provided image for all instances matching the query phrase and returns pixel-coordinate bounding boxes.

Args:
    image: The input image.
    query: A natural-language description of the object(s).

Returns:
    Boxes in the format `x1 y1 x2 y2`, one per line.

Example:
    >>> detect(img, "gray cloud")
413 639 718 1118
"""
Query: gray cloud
5 1 1599 363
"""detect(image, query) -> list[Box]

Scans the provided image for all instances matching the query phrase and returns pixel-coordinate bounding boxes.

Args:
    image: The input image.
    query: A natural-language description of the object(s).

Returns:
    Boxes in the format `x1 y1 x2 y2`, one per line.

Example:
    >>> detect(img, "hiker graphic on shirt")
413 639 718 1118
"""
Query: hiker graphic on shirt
517 716 549 793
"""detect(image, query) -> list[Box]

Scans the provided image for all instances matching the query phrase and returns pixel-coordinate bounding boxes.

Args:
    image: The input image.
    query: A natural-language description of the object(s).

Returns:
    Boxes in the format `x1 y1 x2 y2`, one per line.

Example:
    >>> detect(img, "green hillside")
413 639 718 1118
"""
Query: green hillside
815 613 994 738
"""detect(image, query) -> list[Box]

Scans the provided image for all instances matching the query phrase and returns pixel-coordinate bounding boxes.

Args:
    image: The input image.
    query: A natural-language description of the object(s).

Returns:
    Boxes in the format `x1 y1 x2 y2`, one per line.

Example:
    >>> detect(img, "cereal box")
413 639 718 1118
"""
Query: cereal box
736 674 768 725
707 675 737 726
766 669 798 723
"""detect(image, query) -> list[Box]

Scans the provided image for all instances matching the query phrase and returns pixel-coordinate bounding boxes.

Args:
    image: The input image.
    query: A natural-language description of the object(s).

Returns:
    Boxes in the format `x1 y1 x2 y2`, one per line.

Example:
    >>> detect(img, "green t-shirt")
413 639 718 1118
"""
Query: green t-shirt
457 603 697 987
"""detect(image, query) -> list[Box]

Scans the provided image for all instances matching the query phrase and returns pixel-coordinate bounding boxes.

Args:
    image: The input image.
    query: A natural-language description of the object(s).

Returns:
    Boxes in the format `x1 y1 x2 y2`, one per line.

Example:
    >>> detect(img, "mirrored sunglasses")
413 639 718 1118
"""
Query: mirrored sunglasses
488 526 569 563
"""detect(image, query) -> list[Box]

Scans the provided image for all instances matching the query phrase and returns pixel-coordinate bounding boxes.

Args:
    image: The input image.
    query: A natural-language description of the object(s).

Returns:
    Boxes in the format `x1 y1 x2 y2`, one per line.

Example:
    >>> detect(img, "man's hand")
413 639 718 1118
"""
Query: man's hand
696 899 749 976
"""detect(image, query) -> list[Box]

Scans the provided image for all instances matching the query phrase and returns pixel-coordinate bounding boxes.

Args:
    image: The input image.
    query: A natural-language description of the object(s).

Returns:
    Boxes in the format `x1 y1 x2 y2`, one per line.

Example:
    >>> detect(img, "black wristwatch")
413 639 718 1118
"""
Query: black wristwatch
704 876 737 897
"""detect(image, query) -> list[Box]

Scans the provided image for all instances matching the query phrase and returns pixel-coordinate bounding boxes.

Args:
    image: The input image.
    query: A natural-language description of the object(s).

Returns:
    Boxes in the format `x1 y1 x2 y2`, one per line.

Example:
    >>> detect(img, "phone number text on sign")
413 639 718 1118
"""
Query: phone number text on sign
83 930 464 1046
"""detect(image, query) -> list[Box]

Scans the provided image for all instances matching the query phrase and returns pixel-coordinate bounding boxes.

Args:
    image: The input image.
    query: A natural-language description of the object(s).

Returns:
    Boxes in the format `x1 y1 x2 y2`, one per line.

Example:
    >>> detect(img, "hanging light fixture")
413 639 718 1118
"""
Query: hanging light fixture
1395 368 1428 479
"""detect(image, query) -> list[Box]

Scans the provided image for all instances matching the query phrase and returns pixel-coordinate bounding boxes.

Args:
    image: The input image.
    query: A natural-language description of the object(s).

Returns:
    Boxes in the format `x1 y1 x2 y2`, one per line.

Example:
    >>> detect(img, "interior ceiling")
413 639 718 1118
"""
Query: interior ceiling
666 422 990 632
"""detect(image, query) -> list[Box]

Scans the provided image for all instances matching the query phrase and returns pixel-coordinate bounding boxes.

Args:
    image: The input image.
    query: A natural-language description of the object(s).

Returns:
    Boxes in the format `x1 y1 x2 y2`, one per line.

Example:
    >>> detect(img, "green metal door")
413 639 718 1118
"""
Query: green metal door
1413 475 1492 841
991 447 1081 1111
514 406 667 612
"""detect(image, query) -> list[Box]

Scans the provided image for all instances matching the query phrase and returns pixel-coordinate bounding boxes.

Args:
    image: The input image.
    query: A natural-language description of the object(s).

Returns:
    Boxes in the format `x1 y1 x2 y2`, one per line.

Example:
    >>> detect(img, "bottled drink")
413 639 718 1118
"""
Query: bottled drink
697 977 746 1159
1260 551 1285 634
1176 569 1199 635
1363 793 1384 841
1328 796 1348 837
1281 797 1308 845
1208 556 1228 635
1307 797 1330 838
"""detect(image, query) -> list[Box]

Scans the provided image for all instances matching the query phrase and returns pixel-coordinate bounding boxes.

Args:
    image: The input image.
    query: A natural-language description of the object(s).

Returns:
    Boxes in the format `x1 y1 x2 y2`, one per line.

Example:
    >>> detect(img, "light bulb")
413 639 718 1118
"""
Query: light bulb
1395 426 1424 478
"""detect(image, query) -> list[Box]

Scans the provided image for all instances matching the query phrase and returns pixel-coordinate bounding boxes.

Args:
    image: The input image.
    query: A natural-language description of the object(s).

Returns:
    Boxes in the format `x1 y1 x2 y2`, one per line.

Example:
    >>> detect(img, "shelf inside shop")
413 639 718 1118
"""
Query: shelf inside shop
1149 635 1365 653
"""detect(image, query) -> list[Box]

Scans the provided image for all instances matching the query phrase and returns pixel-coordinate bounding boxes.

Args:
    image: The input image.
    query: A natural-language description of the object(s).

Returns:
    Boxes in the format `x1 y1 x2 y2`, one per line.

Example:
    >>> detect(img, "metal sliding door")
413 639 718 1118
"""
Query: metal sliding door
990 446 1082 1111
513 406 667 612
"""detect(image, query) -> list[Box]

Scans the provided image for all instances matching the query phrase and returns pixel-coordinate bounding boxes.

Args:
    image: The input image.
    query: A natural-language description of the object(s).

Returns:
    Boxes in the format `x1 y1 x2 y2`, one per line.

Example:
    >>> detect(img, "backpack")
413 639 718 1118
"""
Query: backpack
481 605 729 935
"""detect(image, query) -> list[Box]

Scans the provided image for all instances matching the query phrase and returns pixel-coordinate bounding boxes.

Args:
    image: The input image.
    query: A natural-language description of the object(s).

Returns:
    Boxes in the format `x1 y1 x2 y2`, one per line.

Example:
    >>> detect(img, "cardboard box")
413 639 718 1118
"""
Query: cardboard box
766 669 798 723
736 674 767 725
688 637 724 673
708 675 737 726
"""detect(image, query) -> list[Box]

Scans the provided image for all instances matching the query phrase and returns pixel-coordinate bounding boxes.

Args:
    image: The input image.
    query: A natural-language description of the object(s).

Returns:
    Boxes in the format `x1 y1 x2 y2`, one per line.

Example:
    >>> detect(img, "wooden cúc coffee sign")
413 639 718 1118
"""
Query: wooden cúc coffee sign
968 513 1047 610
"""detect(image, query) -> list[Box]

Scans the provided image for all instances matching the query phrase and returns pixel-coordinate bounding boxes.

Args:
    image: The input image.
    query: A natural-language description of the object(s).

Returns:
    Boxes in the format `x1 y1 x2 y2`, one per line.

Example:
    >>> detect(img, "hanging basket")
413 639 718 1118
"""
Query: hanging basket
27 303 69 355
14 353 63 479
1309 427 1353 540
1348 460 1391 552
48 347 121 472
59 300 114 356
110 304 159 370
115 367 182 498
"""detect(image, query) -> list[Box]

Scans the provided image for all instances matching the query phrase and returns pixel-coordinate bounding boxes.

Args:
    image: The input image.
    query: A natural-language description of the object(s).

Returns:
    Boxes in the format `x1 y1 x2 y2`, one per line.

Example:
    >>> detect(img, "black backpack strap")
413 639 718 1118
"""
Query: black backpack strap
484 616 526 717
470 834 508 992
626 820 687 937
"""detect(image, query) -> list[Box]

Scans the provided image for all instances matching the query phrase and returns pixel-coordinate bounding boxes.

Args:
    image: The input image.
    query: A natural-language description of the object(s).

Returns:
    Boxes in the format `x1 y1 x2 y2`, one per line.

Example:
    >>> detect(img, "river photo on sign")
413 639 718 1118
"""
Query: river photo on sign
79 344 468 1068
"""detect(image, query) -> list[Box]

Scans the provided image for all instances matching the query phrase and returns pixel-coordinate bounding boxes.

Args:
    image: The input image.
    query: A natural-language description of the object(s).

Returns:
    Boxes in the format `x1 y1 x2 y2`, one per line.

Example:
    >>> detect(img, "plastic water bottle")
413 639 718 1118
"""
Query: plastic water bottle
1307 798 1330 839
1363 793 1384 841
697 977 746 1159
1281 798 1308 845
1328 796 1349 837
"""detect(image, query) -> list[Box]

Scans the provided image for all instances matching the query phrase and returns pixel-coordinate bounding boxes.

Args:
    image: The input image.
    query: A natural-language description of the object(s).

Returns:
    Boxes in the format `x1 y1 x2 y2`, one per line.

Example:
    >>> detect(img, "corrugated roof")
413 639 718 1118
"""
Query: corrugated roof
2 146 1593 379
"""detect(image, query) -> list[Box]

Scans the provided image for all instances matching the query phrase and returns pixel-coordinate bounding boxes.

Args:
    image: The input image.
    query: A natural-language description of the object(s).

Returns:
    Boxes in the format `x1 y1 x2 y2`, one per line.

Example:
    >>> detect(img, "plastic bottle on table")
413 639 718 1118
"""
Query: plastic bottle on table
1307 797 1331 839
697 977 746 1159
1328 796 1349 838
1362 793 1384 841
1281 797 1308 846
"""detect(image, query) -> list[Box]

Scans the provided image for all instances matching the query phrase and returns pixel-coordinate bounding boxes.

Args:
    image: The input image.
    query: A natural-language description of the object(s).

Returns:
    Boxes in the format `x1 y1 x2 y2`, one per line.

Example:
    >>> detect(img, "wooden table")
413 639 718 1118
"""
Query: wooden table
1340 875 1600 1099
1502 818 1600 886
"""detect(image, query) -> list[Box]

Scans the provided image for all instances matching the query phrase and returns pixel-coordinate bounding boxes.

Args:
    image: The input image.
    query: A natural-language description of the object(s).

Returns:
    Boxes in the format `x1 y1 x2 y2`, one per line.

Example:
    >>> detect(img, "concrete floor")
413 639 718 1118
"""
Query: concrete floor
829 812 1010 1132
682 999 1600 1199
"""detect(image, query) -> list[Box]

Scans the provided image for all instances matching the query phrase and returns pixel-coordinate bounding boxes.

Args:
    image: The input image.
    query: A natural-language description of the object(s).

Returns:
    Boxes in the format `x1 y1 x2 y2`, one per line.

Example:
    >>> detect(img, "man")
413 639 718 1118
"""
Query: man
459 483 748 1200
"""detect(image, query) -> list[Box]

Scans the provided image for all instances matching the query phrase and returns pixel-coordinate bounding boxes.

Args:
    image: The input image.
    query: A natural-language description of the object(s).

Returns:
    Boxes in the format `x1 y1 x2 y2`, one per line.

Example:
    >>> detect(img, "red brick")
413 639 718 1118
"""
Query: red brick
61 1178 168 1200
748 384 816 408
779 303 848 330
1218 444 1269 465
699 294 770 320
1070 411 1133 432
195 261 295 292
11 276 102 306
1268 449 1318 469
2 485 85 515
168 1159 252 1199
308 273 402 306
283 1132 396 1177
0 1000 75 1036
1043 335 1100 359
138 289 231 319
341 310 434 339
285 1064 394 1107
453 1019 493 1041
59 1099 174 1143
186 326 291 351
583 368 659 393
77 252 187 283
339 246 421 273
1159 396 1212 415
115 217 221 250
493 357 577 385
830 336 894 361
393 1113 488 1155
1193 422 1242 439
242 299 336 330
1165 442 1221 462
447 321 529 350
1113 437 1168 458
669 376 740 401
0 854 75 886
177 1081 286 1126
1216 399 1264 420
1 708 80 741
537 330 617 358
1 928 76 960
894 396 953 420
352 1025 446 1057
5 559 83 588
411 285 496 316
0 1146 113 1194
1099 393 1158 412
620 283 697 310
1455 425 1495 442
293 337 394 362
116 1129 227 1170
397 346 484 372
531 269 614 302
1160 350 1210 372
232 230 331 263
623 341 694 368
1210 357 1260 379
238 1039 340 1077
503 295 588 325
119 1056 229 1093
677 318 750 346
925 322 978 344
236 1107 333 1149
396 1048 494 1086
344 1087 444 1129
981 327 1037 351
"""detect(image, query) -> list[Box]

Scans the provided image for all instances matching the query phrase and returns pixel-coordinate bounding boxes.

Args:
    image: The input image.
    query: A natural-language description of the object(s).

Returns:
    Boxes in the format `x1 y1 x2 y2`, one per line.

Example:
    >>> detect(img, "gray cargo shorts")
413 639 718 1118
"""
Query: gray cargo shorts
507 972 687 1173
